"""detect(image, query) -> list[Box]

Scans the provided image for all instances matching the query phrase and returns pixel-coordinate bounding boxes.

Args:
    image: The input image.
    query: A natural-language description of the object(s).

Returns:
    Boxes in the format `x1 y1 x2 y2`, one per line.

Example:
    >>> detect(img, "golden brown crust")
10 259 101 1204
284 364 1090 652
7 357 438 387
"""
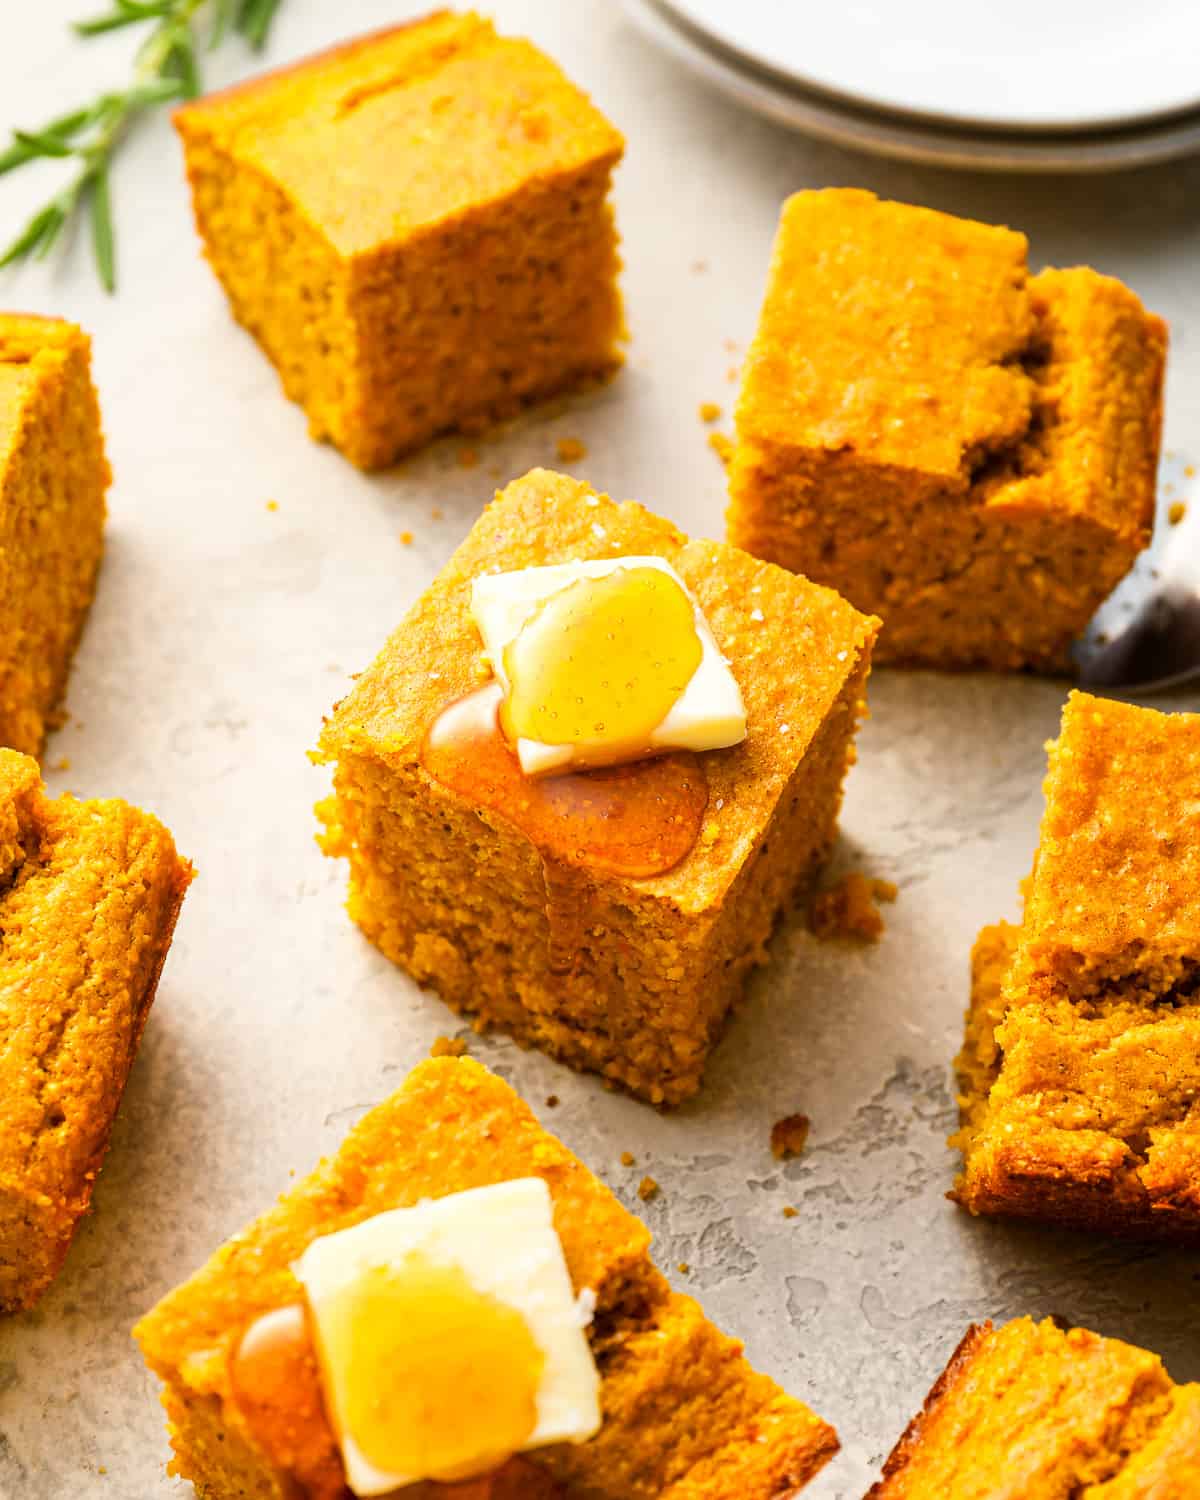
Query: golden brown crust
728 190 1164 671
135 1057 838 1500
0 750 192 1311
868 1317 1198 1498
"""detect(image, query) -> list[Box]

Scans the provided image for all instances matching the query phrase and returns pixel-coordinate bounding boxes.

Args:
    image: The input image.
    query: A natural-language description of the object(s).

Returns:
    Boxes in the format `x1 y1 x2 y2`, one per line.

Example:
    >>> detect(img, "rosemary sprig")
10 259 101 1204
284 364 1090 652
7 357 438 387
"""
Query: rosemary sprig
0 0 286 292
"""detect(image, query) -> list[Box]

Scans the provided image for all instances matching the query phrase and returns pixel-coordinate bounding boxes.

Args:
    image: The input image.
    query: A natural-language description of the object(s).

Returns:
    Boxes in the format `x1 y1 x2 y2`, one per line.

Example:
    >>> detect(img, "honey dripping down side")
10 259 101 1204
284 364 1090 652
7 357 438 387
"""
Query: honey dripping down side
421 684 709 974
229 1300 545 1500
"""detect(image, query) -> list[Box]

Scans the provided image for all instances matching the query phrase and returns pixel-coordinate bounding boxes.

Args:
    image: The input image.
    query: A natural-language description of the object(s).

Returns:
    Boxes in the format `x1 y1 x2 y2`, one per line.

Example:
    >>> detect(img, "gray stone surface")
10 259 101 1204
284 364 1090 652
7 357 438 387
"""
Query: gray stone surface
0 3 1198 1497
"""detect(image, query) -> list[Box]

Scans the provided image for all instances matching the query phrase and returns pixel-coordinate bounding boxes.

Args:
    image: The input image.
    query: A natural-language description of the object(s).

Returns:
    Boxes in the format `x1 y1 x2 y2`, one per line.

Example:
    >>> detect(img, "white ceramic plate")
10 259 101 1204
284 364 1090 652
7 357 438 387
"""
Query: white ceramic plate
628 0 1200 172
657 0 1200 133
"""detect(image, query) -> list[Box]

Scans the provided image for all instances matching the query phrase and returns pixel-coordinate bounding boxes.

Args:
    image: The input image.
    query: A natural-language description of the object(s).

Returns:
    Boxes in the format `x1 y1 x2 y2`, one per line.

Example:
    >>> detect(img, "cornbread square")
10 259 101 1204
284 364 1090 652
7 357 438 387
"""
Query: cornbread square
134 1056 839 1499
0 751 191 1312
174 12 624 471
869 1317 1200 1498
0 314 108 756
953 692 1200 1241
317 468 878 1104
728 189 1166 671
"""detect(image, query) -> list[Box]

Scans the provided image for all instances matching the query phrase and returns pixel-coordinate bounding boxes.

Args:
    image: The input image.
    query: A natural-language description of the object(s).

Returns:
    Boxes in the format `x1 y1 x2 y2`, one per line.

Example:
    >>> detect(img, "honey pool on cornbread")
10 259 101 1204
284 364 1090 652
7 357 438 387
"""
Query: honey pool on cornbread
316 469 878 1104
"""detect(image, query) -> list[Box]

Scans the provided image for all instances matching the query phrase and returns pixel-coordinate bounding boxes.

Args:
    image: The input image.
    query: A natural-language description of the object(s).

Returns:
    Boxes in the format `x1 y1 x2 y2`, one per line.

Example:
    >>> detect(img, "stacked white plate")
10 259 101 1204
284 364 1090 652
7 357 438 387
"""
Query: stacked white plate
627 0 1200 171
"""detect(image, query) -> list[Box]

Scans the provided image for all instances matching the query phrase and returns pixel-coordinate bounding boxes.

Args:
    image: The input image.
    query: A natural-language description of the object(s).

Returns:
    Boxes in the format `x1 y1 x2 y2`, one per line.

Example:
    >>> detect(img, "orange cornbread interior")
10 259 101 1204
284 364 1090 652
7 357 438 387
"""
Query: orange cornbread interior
173 12 625 469
501 567 703 760
954 693 1200 1241
134 1056 838 1499
0 314 108 756
0 749 191 1311
729 189 1166 670
870 1317 1200 1497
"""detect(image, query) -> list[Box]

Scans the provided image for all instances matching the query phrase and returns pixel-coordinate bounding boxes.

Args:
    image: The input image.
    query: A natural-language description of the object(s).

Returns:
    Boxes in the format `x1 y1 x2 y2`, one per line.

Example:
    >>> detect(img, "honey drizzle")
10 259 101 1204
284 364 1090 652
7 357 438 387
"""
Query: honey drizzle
421 684 708 975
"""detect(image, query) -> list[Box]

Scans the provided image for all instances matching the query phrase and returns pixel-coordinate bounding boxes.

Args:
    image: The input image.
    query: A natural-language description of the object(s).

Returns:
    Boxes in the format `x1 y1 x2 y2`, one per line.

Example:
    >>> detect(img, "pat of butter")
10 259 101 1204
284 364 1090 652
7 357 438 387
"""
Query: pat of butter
293 1178 600 1497
471 557 747 776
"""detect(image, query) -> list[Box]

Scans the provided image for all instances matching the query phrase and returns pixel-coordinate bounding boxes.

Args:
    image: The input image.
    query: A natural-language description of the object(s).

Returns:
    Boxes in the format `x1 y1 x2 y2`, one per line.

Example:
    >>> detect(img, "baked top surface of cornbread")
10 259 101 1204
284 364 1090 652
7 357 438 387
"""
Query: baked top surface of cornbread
871 1317 1199 1498
319 467 877 916
0 313 93 476
174 11 624 260
134 1056 837 1499
1016 692 1200 997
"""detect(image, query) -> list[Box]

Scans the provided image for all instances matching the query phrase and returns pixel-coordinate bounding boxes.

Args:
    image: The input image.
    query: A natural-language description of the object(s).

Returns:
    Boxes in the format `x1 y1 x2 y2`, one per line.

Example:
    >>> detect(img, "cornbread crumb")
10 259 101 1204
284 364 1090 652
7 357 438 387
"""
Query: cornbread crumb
726 365 739 383
1169 500 1187 525
54 757 71 772
431 505 444 519
698 401 722 424
782 1205 799 1219
771 1114 811 1161
690 259 708 273
544 1094 559 1108
811 871 898 941
678 1262 690 1274
638 1175 660 1202
708 430 734 466
458 447 479 469
265 500 278 512
620 1151 636 1167
1186 464 1196 478
429 1034 467 1058
556 436 588 463
400 530 414 546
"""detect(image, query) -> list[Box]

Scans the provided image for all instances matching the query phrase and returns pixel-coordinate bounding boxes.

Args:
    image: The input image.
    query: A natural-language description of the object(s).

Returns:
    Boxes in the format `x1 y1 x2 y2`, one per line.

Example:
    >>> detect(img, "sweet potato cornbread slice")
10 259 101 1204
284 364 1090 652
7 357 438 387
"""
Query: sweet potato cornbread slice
0 751 191 1312
0 314 108 756
728 189 1166 670
174 12 624 470
953 692 1200 1242
135 1056 839 1500
869 1317 1200 1498
317 469 878 1104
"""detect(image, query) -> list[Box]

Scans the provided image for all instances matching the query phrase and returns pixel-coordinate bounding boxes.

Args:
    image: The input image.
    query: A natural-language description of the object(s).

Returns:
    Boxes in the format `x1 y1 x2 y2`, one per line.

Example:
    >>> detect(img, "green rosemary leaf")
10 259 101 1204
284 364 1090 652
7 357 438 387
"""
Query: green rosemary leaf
209 0 238 49
74 7 165 37
236 0 283 51
12 128 75 158
89 166 115 291
32 202 68 260
0 204 62 268
0 104 96 176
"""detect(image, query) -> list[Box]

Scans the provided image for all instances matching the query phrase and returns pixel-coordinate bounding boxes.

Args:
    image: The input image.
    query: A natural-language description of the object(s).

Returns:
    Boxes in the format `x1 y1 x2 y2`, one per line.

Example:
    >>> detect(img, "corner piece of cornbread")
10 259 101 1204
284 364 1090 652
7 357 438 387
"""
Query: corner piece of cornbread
174 11 625 470
868 1317 1200 1498
0 313 108 756
0 750 191 1312
953 691 1200 1242
134 1056 839 1500
316 468 878 1105
728 189 1166 671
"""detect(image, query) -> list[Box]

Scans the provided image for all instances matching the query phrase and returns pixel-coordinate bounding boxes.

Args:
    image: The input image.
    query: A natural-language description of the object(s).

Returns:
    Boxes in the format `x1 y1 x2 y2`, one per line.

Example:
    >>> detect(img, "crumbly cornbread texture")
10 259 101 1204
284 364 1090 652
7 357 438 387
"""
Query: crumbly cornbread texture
135 1056 839 1500
0 314 108 756
869 1317 1200 1498
174 12 624 470
0 751 191 1312
317 469 878 1104
953 692 1200 1241
728 189 1166 671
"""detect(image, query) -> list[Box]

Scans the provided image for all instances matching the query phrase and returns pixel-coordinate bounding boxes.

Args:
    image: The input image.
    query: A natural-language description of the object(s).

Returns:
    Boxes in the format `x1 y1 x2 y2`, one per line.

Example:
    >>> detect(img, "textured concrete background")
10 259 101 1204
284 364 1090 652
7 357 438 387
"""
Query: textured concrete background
1 3 1198 1497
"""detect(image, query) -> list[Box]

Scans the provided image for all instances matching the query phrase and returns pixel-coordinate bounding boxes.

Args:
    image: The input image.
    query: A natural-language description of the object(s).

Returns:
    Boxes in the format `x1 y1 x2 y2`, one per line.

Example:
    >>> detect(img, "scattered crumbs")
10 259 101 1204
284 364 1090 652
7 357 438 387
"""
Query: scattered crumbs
677 1262 691 1274
430 1035 468 1058
544 1094 559 1108
750 606 764 622
620 1151 636 1167
98 1467 107 1476
690 258 708 274
726 365 739 384
637 1175 660 1202
265 500 279 512
698 400 722 424
770 1114 811 1161
810 871 898 942
1186 464 1196 478
556 436 588 463
782 1206 799 1220
54 757 70 772
723 337 739 353
1169 500 1187 526
458 446 479 468
708 430 734 466
430 505 444 520
399 530 414 546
